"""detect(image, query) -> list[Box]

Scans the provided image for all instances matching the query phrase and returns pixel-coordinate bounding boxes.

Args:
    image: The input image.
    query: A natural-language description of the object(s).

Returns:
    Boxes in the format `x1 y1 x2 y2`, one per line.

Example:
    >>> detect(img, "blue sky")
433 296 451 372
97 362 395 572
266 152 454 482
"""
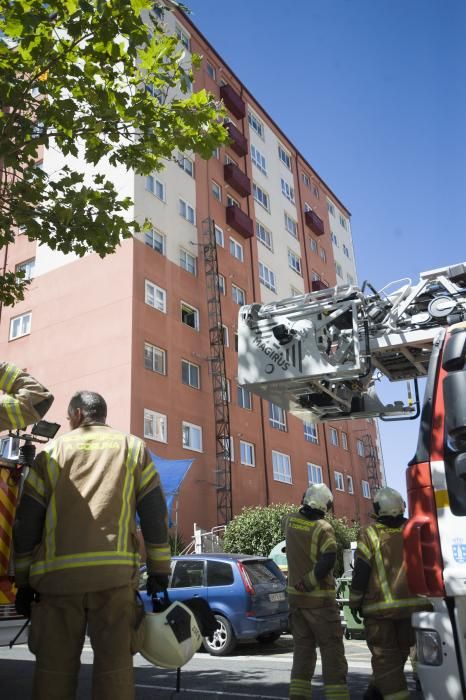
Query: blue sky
187 0 465 499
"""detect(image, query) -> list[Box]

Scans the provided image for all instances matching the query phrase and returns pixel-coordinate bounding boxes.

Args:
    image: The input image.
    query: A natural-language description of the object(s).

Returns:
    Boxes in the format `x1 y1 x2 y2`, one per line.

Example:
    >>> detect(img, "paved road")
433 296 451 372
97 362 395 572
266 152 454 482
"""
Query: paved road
0 635 423 699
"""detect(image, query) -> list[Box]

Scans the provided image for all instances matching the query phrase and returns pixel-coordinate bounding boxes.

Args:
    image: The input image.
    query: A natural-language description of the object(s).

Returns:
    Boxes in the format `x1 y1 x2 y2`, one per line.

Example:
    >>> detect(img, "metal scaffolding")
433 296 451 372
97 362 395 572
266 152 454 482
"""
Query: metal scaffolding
362 432 381 498
202 218 232 526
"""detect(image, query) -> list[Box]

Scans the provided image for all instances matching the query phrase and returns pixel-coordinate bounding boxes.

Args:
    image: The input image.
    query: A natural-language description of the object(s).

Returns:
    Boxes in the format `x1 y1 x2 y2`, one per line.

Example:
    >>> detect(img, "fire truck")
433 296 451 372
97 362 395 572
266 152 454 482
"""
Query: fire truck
238 261 466 700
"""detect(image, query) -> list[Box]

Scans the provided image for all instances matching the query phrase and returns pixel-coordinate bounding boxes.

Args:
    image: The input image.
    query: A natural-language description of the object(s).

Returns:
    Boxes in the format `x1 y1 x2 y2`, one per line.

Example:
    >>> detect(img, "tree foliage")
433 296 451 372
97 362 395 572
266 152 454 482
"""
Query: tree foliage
0 0 228 305
223 504 361 577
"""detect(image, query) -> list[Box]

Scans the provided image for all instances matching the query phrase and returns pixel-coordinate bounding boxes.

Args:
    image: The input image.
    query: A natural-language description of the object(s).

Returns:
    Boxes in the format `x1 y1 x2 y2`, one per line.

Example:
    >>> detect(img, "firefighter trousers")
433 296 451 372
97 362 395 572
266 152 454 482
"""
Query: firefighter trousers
28 585 143 700
289 605 349 699
364 616 415 700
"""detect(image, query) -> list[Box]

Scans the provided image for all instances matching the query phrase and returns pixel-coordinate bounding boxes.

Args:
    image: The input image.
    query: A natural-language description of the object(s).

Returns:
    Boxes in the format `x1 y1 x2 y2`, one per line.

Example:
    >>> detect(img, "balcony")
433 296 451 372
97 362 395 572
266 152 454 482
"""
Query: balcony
226 205 253 239
220 84 246 120
226 122 248 157
304 209 325 237
224 162 251 198
311 280 329 292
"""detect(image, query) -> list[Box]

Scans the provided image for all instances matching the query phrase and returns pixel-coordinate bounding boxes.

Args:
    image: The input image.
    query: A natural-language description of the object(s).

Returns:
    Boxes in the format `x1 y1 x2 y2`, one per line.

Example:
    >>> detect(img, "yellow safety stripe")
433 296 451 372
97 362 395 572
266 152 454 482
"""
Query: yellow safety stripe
363 598 428 614
30 550 139 577
366 526 392 603
324 685 350 699
118 436 140 552
146 544 171 562
0 363 21 392
290 677 312 698
310 521 320 562
139 460 156 492
384 691 409 700
357 541 371 561
14 553 33 572
305 569 318 588
44 449 60 561
25 468 46 503
321 536 337 553
288 516 315 531
3 398 25 429
287 586 335 598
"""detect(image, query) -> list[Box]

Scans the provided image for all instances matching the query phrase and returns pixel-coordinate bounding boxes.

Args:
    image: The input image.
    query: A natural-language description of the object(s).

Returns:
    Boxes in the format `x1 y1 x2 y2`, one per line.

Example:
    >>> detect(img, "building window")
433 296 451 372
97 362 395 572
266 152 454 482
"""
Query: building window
304 202 312 213
319 247 327 263
144 343 166 375
182 422 202 452
329 427 339 447
291 286 302 297
212 180 222 202
309 238 318 253
211 147 220 160
206 61 216 80
180 302 199 330
302 172 310 187
222 325 229 347
341 432 348 450
229 237 244 261
343 244 350 258
278 144 292 170
256 221 273 250
357 439 365 457
303 421 319 444
269 402 286 431
144 409 167 443
221 378 231 404
251 144 267 175
347 273 355 285
331 231 338 246
181 360 200 389
9 312 32 340
313 184 320 199
307 463 323 485
145 281 166 313
234 332 238 352
328 202 335 216
179 198 195 224
145 229 165 255
177 153 194 177
253 183 270 212
232 284 245 306
339 214 347 229
288 250 302 275
217 274 226 295
281 178 295 203
334 471 344 491
146 175 165 201
311 271 321 283
258 262 277 293
220 436 233 461
347 475 354 494
15 259 35 280
248 110 264 139
362 480 371 499
225 154 237 166
214 225 224 247
335 262 343 278
175 24 191 50
284 212 298 238
272 450 292 484
227 194 240 208
240 441 255 467
237 385 252 410
180 249 197 275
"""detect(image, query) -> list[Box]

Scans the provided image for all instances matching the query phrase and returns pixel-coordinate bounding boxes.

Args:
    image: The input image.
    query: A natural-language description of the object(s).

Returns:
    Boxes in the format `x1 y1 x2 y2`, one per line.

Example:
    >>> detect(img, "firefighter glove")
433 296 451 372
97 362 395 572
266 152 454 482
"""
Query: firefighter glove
15 586 38 618
147 573 169 596
350 606 363 624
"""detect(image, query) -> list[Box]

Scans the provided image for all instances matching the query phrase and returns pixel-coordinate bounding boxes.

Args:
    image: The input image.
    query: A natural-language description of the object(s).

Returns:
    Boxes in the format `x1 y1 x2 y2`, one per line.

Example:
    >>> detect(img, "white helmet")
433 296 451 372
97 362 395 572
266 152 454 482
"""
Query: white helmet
140 601 203 669
303 483 333 513
374 487 405 518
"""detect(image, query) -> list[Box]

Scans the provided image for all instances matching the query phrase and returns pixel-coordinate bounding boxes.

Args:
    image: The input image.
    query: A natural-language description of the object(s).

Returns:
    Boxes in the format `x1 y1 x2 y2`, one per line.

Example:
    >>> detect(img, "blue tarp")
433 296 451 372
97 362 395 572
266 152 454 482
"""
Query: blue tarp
149 451 194 527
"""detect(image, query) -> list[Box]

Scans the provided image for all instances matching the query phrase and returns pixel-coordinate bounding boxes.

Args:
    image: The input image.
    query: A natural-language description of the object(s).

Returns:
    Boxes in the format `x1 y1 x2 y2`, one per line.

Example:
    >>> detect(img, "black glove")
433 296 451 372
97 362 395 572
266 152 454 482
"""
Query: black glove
15 586 38 618
350 606 363 624
146 573 169 596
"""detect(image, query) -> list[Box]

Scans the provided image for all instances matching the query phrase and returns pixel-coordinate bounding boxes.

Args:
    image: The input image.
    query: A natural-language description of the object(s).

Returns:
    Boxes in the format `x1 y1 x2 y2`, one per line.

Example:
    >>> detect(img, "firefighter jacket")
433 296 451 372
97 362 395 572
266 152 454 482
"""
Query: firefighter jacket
0 362 53 432
349 520 430 619
13 423 170 594
283 510 338 609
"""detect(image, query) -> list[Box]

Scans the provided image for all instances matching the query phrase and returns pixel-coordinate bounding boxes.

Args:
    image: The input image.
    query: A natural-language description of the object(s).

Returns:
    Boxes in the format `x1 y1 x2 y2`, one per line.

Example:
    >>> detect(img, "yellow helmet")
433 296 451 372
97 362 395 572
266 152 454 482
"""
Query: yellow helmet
303 483 333 513
139 601 203 669
373 487 405 517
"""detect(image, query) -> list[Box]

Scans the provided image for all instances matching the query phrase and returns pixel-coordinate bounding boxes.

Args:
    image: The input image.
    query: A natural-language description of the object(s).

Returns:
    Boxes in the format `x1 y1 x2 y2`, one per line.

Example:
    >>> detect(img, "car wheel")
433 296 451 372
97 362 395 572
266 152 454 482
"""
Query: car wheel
203 614 237 656
257 632 281 644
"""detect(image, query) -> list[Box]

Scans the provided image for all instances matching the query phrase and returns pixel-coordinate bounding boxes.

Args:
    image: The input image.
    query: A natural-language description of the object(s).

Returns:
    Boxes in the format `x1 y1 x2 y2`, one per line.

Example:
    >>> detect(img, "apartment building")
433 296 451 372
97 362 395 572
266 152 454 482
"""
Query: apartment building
0 7 382 537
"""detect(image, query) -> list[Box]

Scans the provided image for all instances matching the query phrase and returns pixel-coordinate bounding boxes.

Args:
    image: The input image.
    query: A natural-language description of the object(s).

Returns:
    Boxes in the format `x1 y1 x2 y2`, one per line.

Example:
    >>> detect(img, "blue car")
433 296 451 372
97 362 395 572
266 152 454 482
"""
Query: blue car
139 553 289 656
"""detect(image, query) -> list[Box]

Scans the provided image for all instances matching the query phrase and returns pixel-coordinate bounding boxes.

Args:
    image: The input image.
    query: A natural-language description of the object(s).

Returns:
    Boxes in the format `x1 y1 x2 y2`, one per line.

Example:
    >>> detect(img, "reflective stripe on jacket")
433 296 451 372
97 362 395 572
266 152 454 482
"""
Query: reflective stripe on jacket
284 511 337 609
350 522 429 619
0 362 53 431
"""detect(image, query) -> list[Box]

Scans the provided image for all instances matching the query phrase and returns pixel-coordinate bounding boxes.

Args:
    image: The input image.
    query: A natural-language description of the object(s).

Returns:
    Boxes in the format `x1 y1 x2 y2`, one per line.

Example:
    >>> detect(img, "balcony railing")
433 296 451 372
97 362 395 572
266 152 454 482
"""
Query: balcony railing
304 209 325 237
226 122 248 157
311 280 329 292
226 205 253 239
224 162 251 198
220 84 246 120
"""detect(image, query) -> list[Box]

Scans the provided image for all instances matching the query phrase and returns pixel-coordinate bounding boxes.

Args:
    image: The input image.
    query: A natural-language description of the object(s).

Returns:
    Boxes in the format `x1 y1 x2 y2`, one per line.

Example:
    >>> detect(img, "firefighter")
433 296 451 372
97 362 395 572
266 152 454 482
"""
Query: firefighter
13 390 171 700
0 361 54 432
349 487 430 700
283 483 349 700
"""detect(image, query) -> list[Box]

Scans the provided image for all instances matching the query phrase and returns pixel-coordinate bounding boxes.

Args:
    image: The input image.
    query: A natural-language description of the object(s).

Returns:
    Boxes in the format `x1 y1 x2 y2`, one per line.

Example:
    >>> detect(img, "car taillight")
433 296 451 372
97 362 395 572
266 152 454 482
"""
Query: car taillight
237 562 255 595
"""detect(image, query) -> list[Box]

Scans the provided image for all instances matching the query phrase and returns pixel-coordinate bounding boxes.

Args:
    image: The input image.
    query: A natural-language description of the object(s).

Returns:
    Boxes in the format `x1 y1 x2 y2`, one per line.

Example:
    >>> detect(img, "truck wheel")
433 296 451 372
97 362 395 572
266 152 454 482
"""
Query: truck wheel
203 614 237 656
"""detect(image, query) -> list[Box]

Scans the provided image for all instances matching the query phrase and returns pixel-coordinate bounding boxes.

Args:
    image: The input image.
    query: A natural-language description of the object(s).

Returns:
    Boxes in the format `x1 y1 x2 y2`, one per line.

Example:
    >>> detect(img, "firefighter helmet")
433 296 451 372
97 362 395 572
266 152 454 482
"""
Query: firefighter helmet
373 487 405 517
303 483 333 513
139 601 203 669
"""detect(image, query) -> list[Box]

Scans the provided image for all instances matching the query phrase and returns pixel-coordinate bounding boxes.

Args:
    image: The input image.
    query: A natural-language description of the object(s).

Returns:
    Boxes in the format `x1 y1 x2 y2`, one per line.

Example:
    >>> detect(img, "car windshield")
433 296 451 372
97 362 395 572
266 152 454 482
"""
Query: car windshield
242 560 282 585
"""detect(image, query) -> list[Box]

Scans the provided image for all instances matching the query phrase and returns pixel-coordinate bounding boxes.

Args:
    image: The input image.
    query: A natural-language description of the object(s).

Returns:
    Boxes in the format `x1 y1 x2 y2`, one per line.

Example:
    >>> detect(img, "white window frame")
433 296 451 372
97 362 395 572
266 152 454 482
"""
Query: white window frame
319 247 327 263
229 237 244 261
329 427 339 447
146 175 166 201
237 385 252 410
179 197 196 225
251 144 267 175
328 201 335 216
144 409 167 443
281 178 295 203
331 231 338 246
180 248 197 276
334 471 345 491
307 463 323 485
302 172 310 187
232 284 246 306
310 238 318 253
145 280 167 313
357 439 365 457
144 342 166 375
206 61 216 80
181 359 200 389
258 262 277 293
288 249 302 275
278 144 292 170
222 436 234 461
177 153 194 177
217 273 226 295
284 212 298 238
15 258 35 281
227 194 240 208
341 432 348 450
248 109 264 139
362 480 371 499
175 23 191 51
182 421 203 452
212 180 222 202
347 475 354 494
339 214 347 229
180 302 199 330
240 440 255 467
336 262 343 278
272 450 292 484
303 421 319 444
9 311 32 340
313 184 320 199
214 225 224 247
255 221 273 250
253 183 270 212
145 228 166 255
269 402 286 431
222 325 229 347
